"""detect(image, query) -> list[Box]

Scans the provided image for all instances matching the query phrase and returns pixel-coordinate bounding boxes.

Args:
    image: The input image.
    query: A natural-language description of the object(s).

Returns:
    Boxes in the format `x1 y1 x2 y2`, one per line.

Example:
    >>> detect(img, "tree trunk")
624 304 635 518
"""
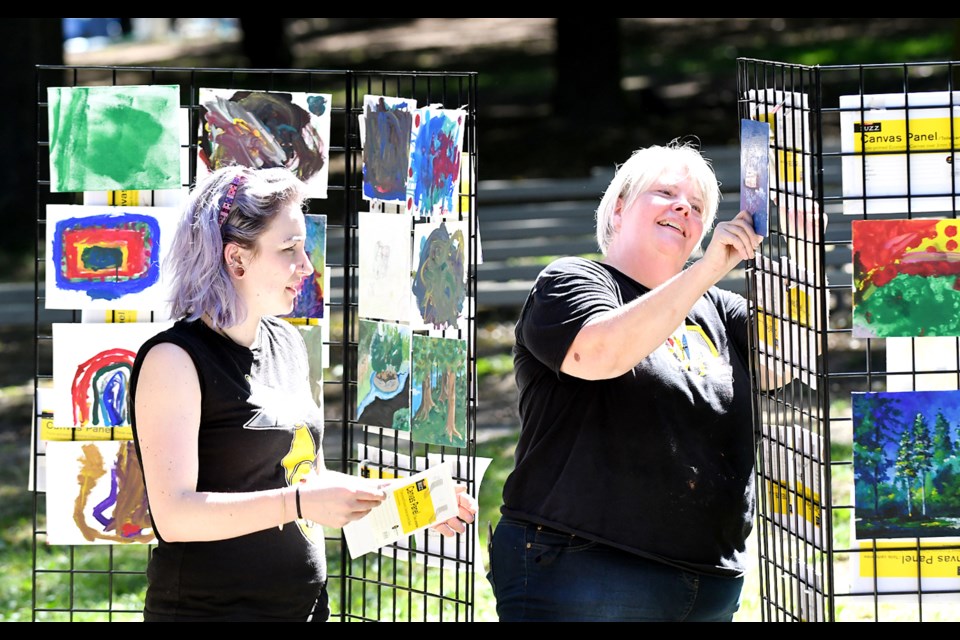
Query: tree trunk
444 370 461 442
0 19 63 273
416 374 435 420
238 17 293 69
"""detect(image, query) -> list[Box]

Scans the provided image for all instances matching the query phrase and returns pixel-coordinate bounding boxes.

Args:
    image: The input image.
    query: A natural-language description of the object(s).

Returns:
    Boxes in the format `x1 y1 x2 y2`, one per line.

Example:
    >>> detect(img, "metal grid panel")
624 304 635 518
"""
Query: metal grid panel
740 57 960 622
32 65 478 622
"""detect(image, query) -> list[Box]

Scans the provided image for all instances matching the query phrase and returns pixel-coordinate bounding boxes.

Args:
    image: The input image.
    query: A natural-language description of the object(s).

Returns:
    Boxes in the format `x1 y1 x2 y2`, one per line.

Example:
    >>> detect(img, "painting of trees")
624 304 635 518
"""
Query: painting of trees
853 390 960 538
411 335 467 448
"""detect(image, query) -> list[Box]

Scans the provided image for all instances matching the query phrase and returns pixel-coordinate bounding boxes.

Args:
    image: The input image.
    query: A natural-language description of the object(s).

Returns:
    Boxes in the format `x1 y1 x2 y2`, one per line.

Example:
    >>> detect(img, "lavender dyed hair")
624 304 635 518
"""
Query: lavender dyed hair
595 139 720 255
167 165 308 328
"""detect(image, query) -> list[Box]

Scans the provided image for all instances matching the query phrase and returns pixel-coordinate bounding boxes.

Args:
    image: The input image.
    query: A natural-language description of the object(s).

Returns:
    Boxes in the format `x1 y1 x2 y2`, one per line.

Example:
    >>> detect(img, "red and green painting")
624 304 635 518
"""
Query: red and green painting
852 218 960 338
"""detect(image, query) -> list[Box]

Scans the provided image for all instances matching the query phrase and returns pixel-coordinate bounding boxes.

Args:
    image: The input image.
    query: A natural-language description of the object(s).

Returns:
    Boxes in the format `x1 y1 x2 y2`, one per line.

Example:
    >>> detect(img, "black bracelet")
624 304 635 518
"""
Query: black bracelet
295 485 303 520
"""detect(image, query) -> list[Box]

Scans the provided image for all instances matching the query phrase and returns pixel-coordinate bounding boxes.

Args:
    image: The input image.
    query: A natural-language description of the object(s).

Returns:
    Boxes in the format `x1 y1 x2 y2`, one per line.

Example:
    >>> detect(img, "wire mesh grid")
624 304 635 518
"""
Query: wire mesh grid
740 57 960 622
32 65 478 622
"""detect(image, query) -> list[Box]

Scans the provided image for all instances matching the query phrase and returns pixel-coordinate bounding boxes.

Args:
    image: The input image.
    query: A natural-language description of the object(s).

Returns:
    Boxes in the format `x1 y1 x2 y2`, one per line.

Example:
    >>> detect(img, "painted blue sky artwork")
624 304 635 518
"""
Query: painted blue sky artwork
853 389 960 539
740 118 771 236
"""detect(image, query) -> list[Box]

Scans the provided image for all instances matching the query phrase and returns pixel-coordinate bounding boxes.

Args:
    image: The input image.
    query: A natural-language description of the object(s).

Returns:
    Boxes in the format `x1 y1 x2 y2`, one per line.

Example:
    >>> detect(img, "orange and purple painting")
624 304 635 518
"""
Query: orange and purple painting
45 440 154 545
852 218 960 338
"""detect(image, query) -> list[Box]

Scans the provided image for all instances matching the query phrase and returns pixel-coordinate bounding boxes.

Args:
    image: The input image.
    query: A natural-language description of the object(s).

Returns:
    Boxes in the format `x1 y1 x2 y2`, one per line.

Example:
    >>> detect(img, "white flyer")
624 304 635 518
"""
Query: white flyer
343 461 458 559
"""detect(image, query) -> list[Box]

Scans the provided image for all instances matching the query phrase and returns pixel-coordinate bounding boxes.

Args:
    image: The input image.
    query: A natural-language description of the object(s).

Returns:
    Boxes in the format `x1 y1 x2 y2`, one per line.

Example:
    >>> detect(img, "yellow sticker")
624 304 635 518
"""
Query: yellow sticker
758 311 780 349
859 541 960 578
767 480 791 516
41 424 133 441
104 310 138 323
393 478 436 534
107 190 140 207
776 149 803 184
787 286 811 327
280 317 318 326
793 481 821 526
853 117 960 153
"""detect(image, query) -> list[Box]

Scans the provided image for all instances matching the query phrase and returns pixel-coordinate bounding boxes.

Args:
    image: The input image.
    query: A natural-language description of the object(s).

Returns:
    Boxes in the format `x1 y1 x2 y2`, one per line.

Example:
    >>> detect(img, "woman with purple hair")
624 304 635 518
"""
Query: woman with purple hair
130 166 476 621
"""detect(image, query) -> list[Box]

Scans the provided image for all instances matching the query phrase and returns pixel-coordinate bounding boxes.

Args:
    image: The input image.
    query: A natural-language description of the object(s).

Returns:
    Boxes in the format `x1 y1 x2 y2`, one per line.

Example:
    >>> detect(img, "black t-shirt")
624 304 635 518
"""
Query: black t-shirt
501 257 757 577
130 317 326 621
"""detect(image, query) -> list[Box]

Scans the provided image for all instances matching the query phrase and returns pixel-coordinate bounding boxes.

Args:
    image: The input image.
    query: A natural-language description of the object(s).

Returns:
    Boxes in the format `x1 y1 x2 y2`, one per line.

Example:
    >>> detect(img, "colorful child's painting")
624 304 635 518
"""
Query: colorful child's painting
852 218 960 338
198 88 332 198
411 220 468 330
45 440 154 545
411 335 467 448
282 214 326 322
406 107 466 216
361 95 417 205
51 322 171 435
45 204 178 313
48 84 182 193
357 320 412 431
740 118 771 236
853 389 960 539
358 211 412 322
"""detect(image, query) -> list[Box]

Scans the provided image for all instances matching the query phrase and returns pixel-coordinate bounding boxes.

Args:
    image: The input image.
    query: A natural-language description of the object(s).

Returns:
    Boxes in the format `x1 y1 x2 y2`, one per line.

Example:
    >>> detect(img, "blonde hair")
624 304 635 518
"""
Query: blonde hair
595 140 720 255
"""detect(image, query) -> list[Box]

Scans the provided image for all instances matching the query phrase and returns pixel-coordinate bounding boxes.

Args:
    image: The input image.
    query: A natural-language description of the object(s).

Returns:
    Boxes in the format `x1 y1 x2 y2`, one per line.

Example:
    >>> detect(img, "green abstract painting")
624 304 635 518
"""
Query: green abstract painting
48 84 181 193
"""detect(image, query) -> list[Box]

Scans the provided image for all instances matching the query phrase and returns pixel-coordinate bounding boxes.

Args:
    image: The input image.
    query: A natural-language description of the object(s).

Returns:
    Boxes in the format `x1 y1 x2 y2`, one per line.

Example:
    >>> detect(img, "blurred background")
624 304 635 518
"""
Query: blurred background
2 17 956 281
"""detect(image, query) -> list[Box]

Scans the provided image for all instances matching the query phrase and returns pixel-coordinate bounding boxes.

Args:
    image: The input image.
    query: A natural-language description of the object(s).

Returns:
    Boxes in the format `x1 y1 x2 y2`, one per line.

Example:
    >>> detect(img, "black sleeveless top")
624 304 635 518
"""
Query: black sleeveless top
130 317 326 621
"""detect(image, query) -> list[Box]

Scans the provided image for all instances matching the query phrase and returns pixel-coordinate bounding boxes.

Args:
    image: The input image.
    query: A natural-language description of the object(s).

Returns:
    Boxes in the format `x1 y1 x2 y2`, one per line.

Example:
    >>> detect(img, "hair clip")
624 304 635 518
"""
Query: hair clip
217 173 246 227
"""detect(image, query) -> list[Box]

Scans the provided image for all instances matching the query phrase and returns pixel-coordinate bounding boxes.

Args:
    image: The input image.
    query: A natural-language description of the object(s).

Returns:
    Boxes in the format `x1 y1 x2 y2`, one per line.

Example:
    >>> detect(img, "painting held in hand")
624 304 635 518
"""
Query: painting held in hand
52 322 172 433
740 118 771 236
407 107 466 215
357 320 412 431
361 95 417 204
853 390 960 539
46 204 177 312
852 218 960 338
45 440 154 545
198 88 332 198
282 214 326 322
359 211 412 322
412 220 468 330
48 84 181 193
411 335 467 448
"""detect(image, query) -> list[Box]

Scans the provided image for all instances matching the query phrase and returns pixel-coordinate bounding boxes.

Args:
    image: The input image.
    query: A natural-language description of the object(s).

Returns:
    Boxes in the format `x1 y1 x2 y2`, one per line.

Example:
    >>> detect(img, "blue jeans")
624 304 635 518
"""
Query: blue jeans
488 516 743 622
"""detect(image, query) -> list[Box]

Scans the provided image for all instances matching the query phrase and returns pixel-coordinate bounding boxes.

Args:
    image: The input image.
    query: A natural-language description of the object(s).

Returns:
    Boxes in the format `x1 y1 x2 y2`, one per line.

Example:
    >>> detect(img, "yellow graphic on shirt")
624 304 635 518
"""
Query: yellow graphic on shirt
281 424 322 543
394 479 436 534
664 324 718 376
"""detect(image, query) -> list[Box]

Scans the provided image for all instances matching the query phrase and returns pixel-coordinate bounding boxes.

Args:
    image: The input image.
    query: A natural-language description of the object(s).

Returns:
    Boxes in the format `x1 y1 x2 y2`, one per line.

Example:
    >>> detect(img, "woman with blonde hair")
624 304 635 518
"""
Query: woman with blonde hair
490 140 763 622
